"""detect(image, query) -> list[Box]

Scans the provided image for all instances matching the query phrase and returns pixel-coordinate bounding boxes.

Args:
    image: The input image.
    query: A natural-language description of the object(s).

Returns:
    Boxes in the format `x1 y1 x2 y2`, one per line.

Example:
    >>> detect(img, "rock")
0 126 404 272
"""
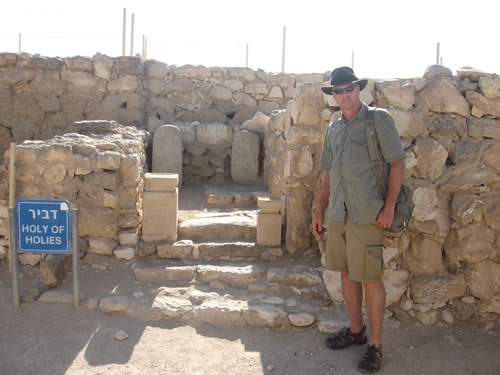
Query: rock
419 77 470 117
113 246 136 260
197 264 265 287
383 269 410 306
114 330 129 341
196 123 233 146
174 64 211 80
285 147 313 178
290 83 327 126
409 185 450 241
457 68 491 82
40 255 72 287
133 265 196 282
194 299 247 326
416 310 438 325
452 300 477 321
405 235 444 275
99 295 129 313
317 319 342 333
465 91 500 118
375 80 416 110
241 111 270 134
440 169 500 193
413 138 448 179
468 117 500 140
268 266 322 286
484 195 500 230
390 108 426 138
39 289 74 303
152 125 183 184
479 76 500 99
465 261 500 300
231 131 260 183
288 312 315 327
286 125 323 147
152 294 192 319
119 231 139 246
426 113 467 138
444 222 494 267
285 187 313 254
442 309 455 325
87 298 99 310
157 241 194 259
242 304 287 327
410 275 466 304
19 253 43 266
482 144 500 173
137 242 156 258
88 238 118 256
423 65 453 79
450 194 484 227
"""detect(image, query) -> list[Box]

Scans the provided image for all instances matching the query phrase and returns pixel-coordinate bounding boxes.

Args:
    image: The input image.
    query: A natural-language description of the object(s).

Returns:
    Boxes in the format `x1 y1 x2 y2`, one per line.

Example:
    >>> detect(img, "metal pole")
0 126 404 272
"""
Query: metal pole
8 143 16 274
122 8 126 56
246 44 248 68
18 33 21 53
436 42 440 65
281 26 286 73
130 13 135 56
72 208 80 308
9 208 20 308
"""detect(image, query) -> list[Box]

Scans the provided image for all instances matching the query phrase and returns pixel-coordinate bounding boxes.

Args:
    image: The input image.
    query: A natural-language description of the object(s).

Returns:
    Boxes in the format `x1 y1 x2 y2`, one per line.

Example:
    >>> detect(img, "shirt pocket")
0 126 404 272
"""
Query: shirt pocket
350 136 370 163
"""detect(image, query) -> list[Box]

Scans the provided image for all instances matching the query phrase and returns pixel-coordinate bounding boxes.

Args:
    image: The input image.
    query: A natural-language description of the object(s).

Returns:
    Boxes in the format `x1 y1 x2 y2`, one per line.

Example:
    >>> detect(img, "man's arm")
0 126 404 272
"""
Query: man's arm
313 170 330 236
376 159 404 229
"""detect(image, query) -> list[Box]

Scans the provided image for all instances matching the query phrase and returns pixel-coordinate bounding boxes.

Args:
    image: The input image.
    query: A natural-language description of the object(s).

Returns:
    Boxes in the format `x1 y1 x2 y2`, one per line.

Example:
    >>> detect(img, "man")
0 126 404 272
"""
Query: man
313 66 405 373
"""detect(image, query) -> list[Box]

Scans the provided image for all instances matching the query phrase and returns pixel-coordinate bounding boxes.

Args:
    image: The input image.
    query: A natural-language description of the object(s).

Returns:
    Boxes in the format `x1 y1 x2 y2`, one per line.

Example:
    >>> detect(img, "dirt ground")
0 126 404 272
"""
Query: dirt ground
1 257 500 375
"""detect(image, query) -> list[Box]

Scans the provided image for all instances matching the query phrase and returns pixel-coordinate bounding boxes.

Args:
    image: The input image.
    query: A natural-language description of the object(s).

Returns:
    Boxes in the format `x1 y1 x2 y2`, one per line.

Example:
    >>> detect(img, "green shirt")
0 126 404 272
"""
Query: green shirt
319 103 405 225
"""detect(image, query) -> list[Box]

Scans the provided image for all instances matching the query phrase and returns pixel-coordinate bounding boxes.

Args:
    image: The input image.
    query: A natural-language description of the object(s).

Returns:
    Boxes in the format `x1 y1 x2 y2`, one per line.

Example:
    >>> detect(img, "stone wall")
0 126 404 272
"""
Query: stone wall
0 120 148 263
0 52 323 182
264 65 500 324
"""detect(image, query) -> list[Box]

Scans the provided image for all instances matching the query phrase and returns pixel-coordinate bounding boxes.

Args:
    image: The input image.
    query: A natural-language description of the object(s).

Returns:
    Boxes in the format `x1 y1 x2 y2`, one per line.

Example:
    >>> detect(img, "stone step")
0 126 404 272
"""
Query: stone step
203 183 270 208
178 211 257 241
156 240 283 261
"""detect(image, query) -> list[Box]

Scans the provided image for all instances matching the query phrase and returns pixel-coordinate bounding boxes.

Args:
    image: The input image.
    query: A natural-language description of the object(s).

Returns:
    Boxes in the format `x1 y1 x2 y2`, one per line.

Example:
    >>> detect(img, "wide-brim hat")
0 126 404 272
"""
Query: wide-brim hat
321 66 368 95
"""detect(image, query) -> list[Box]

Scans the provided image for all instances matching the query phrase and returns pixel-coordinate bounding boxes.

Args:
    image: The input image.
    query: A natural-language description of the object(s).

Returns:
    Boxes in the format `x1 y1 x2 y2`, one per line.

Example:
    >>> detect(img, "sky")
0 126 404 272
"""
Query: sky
1 0 499 79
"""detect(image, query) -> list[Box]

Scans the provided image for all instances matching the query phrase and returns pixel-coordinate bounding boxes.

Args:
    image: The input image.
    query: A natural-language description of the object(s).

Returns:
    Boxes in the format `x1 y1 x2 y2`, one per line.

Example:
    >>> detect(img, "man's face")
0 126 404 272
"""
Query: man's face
332 83 361 114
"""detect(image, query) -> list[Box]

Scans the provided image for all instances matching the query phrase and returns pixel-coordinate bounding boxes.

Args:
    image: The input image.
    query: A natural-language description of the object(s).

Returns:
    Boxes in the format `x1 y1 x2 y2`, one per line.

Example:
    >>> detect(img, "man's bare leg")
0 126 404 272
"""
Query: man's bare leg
341 271 364 334
363 280 386 347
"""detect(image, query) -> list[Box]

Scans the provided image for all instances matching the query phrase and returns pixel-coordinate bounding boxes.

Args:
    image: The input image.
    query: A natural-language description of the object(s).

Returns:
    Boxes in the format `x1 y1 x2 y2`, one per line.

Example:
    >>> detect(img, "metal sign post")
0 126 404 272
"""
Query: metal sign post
72 208 80 307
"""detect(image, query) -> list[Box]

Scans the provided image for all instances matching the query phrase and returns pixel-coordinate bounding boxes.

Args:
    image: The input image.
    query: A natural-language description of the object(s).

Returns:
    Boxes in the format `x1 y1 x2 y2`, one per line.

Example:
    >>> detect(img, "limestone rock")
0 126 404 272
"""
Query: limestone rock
40 255 72 288
152 125 183 184
423 65 453 79
465 91 500 118
93 53 113 80
426 113 467 138
410 275 466 304
88 238 117 256
241 111 270 134
405 235 443 275
197 264 265 286
145 59 168 79
152 294 192 319
286 125 322 147
194 299 246 326
290 83 327 126
114 246 136 260
288 312 315 327
390 108 426 138
383 269 410 306
157 241 193 259
444 222 494 267
416 310 438 325
468 117 500 140
479 75 500 99
484 195 500 230
99 295 129 313
196 123 233 146
286 187 313 254
19 253 43 266
413 138 448 179
114 330 129 341
243 304 287 327
375 80 416 110
419 77 470 117
285 147 313 179
174 64 211 80
450 193 484 227
457 68 491 82
440 169 500 193
231 131 259 183
267 265 322 286
38 289 74 303
410 185 450 241
465 261 500 300
323 269 343 303
133 265 196 282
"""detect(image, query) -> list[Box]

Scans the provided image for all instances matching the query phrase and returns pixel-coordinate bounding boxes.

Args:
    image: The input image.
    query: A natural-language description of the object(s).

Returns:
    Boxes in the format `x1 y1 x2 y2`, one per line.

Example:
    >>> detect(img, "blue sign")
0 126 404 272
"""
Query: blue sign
16 200 71 254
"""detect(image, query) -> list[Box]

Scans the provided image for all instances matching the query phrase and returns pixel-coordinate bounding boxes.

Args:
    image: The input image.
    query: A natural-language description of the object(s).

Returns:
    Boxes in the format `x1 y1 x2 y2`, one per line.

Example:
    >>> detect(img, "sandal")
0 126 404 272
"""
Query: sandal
325 325 367 350
358 344 382 373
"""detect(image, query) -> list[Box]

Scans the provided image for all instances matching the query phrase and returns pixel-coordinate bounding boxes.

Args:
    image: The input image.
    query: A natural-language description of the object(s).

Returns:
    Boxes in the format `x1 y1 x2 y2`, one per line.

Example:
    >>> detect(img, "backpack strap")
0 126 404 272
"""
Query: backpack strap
365 109 388 198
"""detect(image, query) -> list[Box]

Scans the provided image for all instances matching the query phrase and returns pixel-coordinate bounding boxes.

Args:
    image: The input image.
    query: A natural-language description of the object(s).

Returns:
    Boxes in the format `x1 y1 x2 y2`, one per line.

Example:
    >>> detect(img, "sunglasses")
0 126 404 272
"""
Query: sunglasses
333 84 358 95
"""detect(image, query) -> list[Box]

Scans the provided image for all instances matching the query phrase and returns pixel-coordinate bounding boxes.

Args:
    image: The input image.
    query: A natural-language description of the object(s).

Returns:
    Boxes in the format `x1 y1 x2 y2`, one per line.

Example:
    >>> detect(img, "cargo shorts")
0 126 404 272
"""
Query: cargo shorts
325 216 384 282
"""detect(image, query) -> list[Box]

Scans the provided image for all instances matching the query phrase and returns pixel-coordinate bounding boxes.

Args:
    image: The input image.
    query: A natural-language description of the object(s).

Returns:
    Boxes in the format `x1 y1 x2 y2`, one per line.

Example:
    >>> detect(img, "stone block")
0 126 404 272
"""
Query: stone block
142 190 178 242
231 130 259 183
40 255 72 287
257 213 282 246
144 173 179 192
258 197 281 214
152 125 183 185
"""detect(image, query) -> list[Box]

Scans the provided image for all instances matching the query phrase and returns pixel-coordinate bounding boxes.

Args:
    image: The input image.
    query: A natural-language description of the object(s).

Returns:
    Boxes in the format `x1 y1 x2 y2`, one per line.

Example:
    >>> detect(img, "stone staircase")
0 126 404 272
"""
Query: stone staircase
48 183 344 332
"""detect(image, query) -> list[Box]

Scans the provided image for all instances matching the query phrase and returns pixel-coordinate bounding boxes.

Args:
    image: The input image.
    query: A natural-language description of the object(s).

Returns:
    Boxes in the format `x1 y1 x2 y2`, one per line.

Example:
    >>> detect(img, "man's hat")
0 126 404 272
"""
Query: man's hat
321 66 368 95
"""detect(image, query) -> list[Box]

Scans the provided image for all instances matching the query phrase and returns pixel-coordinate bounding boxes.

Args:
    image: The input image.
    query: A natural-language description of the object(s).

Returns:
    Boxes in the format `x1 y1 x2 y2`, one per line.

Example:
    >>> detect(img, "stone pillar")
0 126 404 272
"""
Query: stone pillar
142 173 178 242
152 125 183 185
231 130 259 184
257 197 282 246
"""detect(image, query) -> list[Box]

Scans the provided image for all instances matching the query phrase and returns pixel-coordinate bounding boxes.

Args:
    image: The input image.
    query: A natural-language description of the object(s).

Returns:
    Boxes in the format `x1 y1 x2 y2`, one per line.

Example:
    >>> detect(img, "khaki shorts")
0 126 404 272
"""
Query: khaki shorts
325 216 384 282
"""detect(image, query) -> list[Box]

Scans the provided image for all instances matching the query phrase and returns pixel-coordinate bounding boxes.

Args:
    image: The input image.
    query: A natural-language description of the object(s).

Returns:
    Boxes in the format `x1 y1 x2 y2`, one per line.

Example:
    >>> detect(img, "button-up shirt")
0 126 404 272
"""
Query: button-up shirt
319 103 405 225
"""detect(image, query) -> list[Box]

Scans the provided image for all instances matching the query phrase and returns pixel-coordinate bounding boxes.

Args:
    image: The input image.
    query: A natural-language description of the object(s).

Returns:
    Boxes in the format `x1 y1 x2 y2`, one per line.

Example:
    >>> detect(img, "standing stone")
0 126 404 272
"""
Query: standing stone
153 125 183 185
231 131 259 183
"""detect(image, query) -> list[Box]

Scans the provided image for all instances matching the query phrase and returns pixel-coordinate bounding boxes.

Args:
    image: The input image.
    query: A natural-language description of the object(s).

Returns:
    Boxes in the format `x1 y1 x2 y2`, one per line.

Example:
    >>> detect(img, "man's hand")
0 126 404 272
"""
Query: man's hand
376 204 395 229
313 210 327 237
